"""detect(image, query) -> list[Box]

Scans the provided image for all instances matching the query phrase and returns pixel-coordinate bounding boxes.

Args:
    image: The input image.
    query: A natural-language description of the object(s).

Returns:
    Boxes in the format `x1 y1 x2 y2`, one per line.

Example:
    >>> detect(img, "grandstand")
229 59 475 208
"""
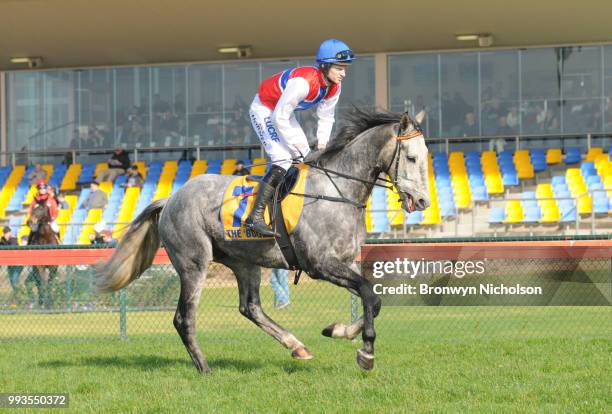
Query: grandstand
0 145 609 244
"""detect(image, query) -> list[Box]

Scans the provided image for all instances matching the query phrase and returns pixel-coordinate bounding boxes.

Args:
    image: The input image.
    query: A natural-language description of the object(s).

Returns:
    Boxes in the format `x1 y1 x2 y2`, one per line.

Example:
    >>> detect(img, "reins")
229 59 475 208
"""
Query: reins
292 119 424 209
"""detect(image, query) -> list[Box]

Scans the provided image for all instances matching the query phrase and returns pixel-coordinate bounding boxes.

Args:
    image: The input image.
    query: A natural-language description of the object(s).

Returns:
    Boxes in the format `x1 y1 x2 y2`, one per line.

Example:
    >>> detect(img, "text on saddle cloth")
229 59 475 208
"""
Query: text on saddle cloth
220 164 309 240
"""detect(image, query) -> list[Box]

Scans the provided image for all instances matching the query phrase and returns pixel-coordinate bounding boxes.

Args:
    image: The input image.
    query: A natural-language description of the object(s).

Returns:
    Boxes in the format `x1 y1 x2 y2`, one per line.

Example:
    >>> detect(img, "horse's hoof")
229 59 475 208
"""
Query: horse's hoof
356 349 374 371
321 323 336 338
291 346 314 360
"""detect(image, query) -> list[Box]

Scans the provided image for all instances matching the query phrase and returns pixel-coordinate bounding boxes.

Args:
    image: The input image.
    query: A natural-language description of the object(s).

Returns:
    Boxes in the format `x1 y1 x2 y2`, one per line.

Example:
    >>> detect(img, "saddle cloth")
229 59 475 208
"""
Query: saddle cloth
220 164 309 240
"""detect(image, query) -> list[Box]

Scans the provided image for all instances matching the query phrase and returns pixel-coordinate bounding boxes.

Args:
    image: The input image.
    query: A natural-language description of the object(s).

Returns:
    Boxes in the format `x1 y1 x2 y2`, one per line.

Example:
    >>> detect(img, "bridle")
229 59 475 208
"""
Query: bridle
298 115 425 208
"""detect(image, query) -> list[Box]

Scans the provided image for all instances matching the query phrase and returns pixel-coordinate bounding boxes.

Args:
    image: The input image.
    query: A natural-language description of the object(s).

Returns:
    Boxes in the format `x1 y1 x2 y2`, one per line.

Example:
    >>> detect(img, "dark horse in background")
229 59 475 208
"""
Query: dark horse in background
26 201 60 307
97 109 430 373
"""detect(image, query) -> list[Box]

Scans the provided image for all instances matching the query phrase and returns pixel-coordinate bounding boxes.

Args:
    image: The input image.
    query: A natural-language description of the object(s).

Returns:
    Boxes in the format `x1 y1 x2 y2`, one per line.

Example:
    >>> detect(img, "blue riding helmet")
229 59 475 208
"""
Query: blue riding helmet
316 39 355 64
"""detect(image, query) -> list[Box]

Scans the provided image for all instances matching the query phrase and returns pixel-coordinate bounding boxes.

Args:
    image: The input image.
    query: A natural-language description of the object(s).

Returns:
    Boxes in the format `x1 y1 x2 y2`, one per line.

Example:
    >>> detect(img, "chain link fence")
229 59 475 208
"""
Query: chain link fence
0 239 610 342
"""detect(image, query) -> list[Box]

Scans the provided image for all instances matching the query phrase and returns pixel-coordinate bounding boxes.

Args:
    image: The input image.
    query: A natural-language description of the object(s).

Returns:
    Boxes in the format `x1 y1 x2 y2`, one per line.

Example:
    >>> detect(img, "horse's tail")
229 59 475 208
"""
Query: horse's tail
95 198 167 292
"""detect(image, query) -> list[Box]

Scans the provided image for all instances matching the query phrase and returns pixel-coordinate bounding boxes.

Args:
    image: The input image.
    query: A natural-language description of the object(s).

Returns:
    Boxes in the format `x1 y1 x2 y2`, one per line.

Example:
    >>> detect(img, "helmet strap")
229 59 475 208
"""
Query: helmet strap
319 63 332 85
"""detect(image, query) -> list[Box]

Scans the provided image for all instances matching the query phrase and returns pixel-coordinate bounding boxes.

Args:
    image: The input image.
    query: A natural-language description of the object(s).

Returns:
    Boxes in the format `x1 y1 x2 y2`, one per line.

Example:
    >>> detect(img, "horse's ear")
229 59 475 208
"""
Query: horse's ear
415 110 426 125
398 113 411 136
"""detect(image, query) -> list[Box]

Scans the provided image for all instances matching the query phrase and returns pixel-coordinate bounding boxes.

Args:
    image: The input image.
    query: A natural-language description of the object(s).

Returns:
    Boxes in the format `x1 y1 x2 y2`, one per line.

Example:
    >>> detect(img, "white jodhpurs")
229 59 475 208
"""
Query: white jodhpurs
249 96 309 171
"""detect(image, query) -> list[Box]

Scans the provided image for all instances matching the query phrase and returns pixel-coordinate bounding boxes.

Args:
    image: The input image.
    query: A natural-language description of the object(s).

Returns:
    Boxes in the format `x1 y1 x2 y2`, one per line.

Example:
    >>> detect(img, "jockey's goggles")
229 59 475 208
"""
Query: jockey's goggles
37 184 48 190
335 50 354 61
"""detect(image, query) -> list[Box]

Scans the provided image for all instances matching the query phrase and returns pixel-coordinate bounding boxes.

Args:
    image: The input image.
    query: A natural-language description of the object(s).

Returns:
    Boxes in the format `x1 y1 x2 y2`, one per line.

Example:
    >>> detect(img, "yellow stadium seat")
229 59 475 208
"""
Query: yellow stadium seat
94 162 109 178
99 181 113 196
60 164 82 191
0 166 26 218
586 147 603 162
546 148 562 164
504 200 523 223
386 187 405 225
365 197 373 233
221 159 237 175
77 209 103 244
65 195 78 211
251 158 268 176
535 184 553 199
420 206 441 225
577 195 592 215
540 201 560 223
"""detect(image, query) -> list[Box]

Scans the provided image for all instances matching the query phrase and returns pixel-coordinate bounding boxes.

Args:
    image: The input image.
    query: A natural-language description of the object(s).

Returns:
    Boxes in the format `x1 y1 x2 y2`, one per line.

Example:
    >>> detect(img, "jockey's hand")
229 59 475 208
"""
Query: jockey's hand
317 143 327 151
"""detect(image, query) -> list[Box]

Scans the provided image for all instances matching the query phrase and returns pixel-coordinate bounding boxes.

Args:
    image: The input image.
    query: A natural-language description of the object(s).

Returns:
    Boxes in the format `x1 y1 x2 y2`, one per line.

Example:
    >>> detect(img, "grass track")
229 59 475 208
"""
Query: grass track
1 283 611 412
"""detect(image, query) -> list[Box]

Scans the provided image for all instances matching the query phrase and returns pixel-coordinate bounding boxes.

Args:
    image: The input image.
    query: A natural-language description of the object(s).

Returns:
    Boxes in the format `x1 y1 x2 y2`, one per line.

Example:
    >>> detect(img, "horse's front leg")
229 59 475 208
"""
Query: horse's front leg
322 317 364 340
310 259 381 370
356 280 381 370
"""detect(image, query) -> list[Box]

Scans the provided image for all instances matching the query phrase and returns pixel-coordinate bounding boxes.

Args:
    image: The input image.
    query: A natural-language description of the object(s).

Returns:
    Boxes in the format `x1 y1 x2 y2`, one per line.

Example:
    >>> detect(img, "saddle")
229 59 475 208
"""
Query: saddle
220 164 309 241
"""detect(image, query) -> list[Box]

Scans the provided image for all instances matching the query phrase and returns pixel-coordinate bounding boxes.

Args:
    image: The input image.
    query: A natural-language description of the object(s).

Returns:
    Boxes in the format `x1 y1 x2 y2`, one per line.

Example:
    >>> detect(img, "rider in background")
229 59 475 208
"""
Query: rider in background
246 39 354 236
28 179 60 234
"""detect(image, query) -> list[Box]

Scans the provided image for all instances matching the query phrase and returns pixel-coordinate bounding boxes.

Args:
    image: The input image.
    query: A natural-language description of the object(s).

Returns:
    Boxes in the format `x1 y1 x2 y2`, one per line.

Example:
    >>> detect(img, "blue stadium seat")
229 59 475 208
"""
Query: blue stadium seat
523 206 541 223
502 172 519 186
471 186 488 202
551 176 566 185
488 207 505 224
440 203 456 218
593 197 609 214
405 211 423 225
371 212 390 233
564 148 581 164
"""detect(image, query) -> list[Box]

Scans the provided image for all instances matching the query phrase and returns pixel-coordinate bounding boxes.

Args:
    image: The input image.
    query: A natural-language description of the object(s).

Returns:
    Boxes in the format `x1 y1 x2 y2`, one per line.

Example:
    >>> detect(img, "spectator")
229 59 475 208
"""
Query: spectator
100 230 118 246
88 125 106 148
506 106 520 130
56 193 70 210
495 116 515 136
97 147 131 182
270 268 290 309
459 112 478 137
232 161 250 176
121 165 144 188
488 138 506 153
0 226 22 293
69 128 80 148
81 181 108 210
27 164 47 186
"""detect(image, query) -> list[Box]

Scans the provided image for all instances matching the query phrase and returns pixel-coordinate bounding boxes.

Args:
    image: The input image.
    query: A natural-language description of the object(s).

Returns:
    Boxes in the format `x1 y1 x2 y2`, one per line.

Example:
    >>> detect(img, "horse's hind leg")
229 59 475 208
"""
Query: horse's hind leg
174 270 210 373
229 261 313 360
168 251 211 373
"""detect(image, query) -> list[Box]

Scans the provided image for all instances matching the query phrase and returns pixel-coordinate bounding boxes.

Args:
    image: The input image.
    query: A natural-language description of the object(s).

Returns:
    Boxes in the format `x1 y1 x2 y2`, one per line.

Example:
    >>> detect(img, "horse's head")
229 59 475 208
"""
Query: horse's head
28 202 51 231
386 111 430 213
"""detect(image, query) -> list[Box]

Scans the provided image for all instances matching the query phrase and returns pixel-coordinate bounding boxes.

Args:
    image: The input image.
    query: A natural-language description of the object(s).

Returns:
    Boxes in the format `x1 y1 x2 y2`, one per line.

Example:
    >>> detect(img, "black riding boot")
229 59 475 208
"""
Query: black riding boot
245 165 286 237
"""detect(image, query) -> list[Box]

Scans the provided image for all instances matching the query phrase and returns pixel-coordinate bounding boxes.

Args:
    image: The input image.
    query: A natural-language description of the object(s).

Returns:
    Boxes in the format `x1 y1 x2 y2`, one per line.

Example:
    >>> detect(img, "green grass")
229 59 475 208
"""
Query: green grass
1 282 611 412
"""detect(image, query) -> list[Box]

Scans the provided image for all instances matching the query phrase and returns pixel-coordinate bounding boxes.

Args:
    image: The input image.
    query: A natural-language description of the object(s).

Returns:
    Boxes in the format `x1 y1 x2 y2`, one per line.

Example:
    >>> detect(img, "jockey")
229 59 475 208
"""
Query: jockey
28 179 60 233
246 39 355 236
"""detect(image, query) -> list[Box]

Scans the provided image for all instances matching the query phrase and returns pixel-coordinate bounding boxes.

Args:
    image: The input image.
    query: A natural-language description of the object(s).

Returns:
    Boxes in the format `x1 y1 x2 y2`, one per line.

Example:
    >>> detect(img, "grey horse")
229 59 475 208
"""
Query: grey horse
96 108 430 373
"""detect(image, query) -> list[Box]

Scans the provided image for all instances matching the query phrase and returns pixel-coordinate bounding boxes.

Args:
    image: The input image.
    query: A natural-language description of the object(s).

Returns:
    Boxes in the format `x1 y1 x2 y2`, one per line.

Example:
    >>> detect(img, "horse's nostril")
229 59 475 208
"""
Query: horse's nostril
416 199 428 209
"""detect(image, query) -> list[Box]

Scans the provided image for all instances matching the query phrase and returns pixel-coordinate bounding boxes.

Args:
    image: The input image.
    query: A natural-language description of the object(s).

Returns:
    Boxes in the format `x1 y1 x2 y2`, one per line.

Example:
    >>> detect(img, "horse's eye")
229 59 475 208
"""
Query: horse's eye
406 156 417 163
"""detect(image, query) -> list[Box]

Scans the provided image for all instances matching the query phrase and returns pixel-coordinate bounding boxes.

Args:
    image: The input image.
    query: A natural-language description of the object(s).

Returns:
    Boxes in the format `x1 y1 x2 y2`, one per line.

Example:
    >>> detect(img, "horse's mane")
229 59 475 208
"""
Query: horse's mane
313 108 401 162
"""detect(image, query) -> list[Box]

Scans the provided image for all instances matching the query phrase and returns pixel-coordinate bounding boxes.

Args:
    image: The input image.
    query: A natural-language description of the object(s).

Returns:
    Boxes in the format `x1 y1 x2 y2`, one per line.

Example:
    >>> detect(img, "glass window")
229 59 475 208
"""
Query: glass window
389 54 440 138
560 46 602 134
605 45 612 133
115 67 151 148
222 63 259 149
77 69 114 149
7 72 43 153
440 52 478 138
148 66 187 149
480 50 519 136
186 63 222 149
520 48 561 135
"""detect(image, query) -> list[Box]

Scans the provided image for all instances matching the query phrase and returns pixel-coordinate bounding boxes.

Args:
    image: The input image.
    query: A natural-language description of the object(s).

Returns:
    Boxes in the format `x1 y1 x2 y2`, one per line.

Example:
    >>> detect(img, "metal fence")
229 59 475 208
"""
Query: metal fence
0 239 610 342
